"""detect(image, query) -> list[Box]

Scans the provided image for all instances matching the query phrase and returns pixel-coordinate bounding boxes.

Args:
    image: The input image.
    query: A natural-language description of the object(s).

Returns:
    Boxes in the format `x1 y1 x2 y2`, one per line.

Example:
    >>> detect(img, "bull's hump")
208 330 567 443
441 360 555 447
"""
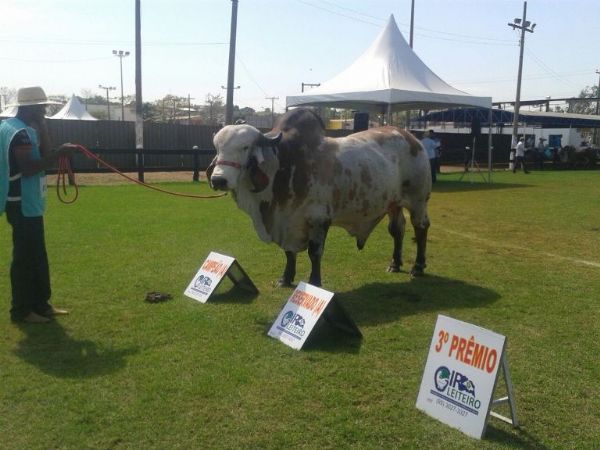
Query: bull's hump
395 128 423 156
347 127 422 157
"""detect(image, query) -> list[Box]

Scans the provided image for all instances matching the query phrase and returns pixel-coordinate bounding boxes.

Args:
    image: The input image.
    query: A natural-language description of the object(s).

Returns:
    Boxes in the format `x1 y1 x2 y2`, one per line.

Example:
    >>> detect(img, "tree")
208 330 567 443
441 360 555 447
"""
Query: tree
567 85 599 114
1 87 17 110
204 93 224 125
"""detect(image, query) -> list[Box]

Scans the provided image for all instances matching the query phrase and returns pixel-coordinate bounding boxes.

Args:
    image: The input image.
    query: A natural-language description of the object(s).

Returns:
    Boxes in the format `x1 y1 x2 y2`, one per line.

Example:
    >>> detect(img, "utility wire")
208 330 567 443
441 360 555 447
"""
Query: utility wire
0 56 114 63
525 48 579 88
294 0 381 26
450 69 594 85
237 56 269 97
296 0 514 45
319 0 385 22
0 37 228 47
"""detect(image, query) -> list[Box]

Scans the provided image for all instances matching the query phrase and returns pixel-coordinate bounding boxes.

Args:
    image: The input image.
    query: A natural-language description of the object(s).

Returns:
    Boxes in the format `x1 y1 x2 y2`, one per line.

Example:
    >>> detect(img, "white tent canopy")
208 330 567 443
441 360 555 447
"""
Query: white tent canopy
286 15 491 112
50 95 98 120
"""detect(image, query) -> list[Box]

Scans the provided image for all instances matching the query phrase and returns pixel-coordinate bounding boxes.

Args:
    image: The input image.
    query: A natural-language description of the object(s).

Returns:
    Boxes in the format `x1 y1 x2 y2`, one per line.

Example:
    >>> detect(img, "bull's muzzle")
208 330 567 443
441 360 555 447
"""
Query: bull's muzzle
210 176 228 191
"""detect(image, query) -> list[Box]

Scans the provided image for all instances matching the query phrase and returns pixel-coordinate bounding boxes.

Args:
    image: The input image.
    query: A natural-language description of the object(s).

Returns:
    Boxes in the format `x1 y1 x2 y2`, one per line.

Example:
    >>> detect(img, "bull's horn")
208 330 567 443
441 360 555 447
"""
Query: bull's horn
256 132 282 147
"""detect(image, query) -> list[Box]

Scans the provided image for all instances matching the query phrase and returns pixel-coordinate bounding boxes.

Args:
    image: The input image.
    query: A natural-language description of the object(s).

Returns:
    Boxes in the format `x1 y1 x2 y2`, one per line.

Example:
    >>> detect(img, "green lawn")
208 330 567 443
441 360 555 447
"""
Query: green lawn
1 169 599 449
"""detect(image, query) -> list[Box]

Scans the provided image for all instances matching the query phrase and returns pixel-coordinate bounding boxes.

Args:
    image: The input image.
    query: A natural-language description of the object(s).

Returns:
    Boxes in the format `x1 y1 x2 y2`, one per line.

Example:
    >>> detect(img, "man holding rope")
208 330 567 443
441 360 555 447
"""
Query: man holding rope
1 86 77 324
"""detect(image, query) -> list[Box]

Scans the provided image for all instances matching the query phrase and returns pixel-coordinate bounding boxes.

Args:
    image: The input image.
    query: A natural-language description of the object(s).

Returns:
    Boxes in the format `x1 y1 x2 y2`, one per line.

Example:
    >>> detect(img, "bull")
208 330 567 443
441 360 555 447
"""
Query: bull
207 108 431 287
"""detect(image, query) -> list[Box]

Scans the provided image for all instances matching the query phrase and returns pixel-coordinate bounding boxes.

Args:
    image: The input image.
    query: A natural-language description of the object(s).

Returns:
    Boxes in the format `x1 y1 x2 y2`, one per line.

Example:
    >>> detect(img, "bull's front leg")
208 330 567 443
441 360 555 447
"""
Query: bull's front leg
307 220 331 287
277 251 297 287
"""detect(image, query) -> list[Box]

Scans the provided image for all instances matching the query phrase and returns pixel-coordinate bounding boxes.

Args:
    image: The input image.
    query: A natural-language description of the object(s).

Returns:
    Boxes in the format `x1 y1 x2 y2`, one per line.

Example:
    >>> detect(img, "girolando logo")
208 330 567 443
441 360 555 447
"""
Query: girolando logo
194 274 212 289
432 366 481 414
434 366 451 392
279 311 306 338
281 311 295 327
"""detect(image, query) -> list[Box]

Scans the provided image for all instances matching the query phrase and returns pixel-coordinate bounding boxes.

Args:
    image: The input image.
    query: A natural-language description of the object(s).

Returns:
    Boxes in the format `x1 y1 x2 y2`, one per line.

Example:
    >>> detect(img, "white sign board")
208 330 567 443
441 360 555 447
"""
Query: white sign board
268 282 335 350
416 315 506 439
184 252 235 303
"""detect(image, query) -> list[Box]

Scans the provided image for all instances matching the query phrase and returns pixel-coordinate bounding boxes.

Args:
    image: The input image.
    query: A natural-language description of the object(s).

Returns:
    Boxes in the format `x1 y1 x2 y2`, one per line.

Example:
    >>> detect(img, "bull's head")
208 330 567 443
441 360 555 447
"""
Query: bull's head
208 124 282 192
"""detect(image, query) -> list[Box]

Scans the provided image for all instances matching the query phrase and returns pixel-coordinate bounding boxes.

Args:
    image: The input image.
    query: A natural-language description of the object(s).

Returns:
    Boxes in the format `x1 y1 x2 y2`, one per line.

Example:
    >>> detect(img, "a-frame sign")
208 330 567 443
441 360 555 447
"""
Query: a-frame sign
268 282 362 350
416 315 518 439
184 251 258 303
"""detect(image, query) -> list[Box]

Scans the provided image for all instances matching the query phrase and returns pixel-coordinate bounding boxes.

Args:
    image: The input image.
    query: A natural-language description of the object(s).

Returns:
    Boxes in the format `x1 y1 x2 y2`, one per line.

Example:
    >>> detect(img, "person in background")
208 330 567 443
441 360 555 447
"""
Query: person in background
525 135 533 150
464 145 472 172
536 137 546 170
421 129 438 183
434 137 442 174
0 86 77 324
513 136 529 174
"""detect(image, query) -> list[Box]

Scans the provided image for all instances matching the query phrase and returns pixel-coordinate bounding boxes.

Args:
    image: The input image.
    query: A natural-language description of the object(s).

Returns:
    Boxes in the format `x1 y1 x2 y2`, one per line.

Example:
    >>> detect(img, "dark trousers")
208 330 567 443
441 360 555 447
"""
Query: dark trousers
429 158 437 183
5 202 51 321
513 156 529 173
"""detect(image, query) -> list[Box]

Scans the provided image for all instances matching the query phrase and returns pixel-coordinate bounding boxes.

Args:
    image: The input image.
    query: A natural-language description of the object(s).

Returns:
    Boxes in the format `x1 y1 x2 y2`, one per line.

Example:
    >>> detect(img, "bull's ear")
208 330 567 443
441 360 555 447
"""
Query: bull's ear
247 156 269 193
206 155 217 187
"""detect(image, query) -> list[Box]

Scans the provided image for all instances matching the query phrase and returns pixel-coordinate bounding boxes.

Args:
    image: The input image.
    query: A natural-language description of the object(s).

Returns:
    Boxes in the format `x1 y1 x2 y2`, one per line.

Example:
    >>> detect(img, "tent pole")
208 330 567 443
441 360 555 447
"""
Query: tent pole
488 108 493 183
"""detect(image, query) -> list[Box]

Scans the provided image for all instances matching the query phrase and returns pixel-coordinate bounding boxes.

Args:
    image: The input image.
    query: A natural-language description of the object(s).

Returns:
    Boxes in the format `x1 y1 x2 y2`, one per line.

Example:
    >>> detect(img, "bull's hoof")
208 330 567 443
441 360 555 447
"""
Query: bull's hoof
275 278 295 288
410 264 426 278
387 265 401 273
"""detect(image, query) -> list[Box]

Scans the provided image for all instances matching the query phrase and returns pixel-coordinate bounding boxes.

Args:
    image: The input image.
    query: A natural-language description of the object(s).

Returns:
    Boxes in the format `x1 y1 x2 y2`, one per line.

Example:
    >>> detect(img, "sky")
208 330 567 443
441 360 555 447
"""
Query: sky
1 0 599 113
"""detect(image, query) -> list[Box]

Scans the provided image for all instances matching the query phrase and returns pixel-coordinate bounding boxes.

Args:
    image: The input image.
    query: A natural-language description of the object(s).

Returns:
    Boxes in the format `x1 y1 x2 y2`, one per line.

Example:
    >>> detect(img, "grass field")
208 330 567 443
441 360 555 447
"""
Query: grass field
1 169 599 449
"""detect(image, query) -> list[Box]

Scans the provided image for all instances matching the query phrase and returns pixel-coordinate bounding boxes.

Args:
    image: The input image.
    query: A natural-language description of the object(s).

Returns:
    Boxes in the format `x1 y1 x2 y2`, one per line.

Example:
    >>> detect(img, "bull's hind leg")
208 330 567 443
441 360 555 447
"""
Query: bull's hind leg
387 204 406 272
277 251 297 287
409 201 430 277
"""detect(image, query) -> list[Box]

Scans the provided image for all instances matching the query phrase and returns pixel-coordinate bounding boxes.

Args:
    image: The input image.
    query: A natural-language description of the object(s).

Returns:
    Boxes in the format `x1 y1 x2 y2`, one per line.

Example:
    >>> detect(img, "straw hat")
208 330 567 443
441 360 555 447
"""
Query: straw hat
11 86 61 107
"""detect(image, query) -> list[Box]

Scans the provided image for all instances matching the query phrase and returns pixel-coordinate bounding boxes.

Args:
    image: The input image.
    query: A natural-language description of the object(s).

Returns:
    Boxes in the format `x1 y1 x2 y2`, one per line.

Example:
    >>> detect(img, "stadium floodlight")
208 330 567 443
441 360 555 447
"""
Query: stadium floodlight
113 50 130 121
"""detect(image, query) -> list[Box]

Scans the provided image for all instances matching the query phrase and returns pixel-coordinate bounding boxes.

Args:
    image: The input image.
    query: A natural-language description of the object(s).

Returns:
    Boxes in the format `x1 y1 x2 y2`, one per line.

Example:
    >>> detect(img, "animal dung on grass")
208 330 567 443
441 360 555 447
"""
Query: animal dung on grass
208 108 432 287
145 292 172 303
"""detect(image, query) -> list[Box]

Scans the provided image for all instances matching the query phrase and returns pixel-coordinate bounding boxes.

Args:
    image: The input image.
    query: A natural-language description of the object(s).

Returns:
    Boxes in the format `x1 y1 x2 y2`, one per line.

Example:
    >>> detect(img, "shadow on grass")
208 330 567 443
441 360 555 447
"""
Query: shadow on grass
434 178 531 193
485 424 550 449
14 321 138 378
302 320 363 354
336 274 500 327
208 283 259 304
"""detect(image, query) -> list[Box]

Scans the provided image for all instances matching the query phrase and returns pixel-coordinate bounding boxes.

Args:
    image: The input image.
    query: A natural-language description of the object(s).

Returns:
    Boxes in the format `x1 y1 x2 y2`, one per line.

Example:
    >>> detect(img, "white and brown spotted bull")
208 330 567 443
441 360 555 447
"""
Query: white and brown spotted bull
207 108 431 287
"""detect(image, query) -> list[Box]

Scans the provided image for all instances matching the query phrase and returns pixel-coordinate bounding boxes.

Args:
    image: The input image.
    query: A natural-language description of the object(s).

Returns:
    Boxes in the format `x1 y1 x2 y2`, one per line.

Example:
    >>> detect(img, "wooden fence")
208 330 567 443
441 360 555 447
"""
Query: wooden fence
46 120 514 174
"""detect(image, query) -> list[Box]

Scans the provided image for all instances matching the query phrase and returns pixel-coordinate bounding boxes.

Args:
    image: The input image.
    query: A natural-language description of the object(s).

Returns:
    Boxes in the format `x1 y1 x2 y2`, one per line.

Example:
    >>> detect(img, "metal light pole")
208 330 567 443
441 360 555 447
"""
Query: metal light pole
225 0 239 125
266 96 279 126
596 70 600 116
405 0 415 131
593 69 600 144
222 85 240 122
135 0 144 181
409 0 415 48
113 49 130 121
508 1 536 150
98 84 116 120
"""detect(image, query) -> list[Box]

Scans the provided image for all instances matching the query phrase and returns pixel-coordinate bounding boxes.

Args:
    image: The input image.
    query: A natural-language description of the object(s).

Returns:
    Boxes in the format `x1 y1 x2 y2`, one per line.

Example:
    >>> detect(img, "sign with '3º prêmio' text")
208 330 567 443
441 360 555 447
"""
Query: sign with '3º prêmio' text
416 315 507 439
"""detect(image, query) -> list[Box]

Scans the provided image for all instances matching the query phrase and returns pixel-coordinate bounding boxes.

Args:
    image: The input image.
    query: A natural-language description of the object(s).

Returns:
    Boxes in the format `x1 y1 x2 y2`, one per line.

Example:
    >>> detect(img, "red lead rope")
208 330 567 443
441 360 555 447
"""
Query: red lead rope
56 144 226 204
57 154 79 204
